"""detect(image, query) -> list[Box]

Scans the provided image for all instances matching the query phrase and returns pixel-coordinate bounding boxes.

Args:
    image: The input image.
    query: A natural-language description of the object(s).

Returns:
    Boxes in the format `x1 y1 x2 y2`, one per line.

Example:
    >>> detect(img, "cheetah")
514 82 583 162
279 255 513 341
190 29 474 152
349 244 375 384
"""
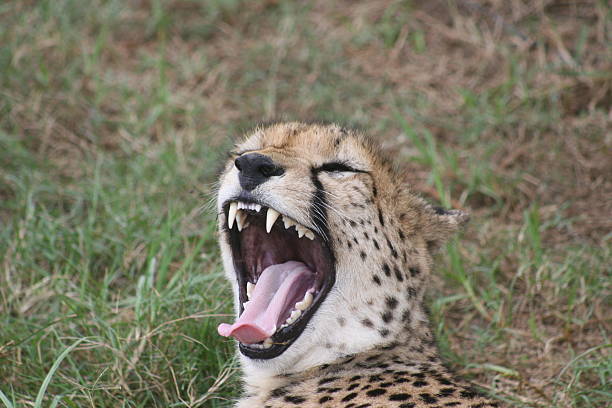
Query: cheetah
216 122 502 407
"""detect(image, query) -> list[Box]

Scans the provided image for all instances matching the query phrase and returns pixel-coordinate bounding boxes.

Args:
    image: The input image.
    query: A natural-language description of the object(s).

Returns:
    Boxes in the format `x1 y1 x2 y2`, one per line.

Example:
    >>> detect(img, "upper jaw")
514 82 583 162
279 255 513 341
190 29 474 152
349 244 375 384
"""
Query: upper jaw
223 199 316 240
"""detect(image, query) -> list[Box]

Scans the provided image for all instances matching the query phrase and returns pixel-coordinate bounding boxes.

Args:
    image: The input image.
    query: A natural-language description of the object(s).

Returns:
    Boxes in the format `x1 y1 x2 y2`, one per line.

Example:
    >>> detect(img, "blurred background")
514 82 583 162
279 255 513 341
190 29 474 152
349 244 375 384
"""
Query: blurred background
0 1 610 407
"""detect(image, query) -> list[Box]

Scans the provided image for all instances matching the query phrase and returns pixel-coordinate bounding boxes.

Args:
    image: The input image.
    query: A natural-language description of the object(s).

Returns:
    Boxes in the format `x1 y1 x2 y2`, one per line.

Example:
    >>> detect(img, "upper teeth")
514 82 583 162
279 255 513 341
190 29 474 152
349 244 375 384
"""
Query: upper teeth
237 202 262 212
227 201 315 240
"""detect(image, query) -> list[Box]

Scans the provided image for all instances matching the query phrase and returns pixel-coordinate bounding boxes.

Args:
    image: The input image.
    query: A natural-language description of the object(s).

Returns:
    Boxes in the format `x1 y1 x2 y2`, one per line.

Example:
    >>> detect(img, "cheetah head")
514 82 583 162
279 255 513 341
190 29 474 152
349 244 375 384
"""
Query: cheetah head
216 122 467 374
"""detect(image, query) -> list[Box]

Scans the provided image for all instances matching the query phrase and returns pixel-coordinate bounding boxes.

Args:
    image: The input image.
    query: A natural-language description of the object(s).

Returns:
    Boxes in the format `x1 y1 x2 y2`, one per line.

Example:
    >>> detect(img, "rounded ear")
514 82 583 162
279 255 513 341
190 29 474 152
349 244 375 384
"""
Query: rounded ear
423 207 470 252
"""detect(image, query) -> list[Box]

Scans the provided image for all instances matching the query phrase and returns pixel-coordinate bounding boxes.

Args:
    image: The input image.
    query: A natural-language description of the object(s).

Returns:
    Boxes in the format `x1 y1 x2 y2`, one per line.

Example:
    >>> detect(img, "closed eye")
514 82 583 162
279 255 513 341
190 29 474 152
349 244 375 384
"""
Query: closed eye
316 162 368 174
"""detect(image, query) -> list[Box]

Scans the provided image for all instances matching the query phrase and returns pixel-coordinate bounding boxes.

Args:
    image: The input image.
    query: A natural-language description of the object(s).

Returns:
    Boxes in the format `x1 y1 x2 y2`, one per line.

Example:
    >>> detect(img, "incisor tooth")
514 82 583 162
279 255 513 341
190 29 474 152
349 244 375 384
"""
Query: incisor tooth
266 208 280 233
246 282 254 299
228 202 238 229
296 224 306 238
290 309 301 320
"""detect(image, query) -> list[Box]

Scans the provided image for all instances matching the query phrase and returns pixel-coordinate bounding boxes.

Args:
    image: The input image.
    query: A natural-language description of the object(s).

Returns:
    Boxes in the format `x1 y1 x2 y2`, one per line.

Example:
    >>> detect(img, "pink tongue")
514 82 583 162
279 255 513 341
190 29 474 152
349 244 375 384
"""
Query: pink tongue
217 261 314 344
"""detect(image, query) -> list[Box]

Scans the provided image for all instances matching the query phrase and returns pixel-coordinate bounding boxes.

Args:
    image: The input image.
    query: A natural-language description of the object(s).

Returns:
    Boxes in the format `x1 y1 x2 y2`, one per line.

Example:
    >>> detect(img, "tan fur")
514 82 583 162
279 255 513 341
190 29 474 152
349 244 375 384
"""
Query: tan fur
216 122 501 407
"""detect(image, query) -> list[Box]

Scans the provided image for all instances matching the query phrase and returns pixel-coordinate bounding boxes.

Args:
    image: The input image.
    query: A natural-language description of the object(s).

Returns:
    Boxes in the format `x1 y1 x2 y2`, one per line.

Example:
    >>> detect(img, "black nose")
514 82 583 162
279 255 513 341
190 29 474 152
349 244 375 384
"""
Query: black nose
234 153 284 191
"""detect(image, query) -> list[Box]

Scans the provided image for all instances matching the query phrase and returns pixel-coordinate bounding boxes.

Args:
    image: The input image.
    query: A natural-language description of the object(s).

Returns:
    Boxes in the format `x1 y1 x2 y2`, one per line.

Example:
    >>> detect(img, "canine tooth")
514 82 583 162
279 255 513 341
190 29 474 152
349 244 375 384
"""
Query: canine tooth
236 210 247 231
246 282 255 299
263 338 273 348
304 230 315 240
254 203 261 212
283 215 296 229
295 291 313 310
266 208 280 233
228 202 238 229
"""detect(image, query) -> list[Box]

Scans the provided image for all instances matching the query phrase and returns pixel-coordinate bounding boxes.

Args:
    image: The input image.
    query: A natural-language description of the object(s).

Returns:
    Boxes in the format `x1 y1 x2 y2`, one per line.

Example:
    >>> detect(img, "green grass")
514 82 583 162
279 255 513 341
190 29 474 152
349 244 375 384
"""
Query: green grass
1 0 610 407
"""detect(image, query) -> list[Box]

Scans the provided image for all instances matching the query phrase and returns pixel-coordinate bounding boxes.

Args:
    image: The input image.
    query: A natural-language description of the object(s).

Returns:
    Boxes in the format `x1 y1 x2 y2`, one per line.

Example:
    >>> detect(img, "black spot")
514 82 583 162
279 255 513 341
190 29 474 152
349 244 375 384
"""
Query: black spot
326 387 342 393
361 318 374 328
382 263 391 277
318 377 339 386
341 393 358 402
399 404 416 408
407 287 417 298
385 296 398 310
366 354 382 362
393 266 404 282
386 237 398 258
372 275 382 285
437 377 453 386
377 207 385 226
284 395 306 404
379 382 393 388
444 403 461 407
381 311 393 323
420 393 438 403
353 237 359 244
398 229 405 240
401 310 412 323
460 389 478 399
350 220 357 227
372 185 378 197
360 251 367 260
438 387 455 397
389 393 411 401
413 380 428 387
347 241 353 249
378 328 390 337
364 232 370 239
373 239 380 250
347 383 359 391
319 396 333 403
366 388 386 397
349 375 362 382
409 267 420 277
374 226 378 234
270 388 288 397
355 404 372 408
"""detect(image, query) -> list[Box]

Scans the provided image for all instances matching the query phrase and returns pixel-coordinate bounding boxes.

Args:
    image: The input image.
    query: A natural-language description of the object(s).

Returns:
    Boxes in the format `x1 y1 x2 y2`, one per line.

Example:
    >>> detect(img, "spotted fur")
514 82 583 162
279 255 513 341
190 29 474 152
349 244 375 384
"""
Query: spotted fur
216 122 501 407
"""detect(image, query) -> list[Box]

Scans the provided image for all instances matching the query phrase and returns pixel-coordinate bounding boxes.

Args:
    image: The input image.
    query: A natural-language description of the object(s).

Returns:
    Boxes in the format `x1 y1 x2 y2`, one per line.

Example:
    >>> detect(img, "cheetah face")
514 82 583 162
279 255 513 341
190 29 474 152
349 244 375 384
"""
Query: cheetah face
216 123 362 361
216 122 466 370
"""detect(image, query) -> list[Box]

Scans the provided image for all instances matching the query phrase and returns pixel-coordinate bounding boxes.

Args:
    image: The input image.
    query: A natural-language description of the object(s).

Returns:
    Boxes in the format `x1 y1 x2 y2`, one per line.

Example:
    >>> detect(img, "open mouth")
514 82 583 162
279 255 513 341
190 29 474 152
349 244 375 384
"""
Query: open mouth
217 200 335 359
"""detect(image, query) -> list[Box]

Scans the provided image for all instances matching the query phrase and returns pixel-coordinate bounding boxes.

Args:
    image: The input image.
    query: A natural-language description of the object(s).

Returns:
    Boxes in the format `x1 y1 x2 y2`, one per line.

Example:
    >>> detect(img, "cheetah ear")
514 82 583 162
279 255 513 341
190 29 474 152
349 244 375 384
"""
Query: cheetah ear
423 207 470 252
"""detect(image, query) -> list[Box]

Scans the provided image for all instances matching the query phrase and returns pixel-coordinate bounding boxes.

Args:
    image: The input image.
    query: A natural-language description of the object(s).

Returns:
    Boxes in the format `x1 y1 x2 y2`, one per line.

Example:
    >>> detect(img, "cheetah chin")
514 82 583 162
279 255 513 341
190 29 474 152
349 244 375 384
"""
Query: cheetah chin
217 199 335 359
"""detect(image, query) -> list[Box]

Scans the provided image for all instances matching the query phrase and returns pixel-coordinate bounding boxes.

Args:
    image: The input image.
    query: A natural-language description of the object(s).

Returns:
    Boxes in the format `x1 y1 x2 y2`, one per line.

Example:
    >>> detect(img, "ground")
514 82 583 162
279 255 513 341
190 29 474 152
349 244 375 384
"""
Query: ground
0 1 609 407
